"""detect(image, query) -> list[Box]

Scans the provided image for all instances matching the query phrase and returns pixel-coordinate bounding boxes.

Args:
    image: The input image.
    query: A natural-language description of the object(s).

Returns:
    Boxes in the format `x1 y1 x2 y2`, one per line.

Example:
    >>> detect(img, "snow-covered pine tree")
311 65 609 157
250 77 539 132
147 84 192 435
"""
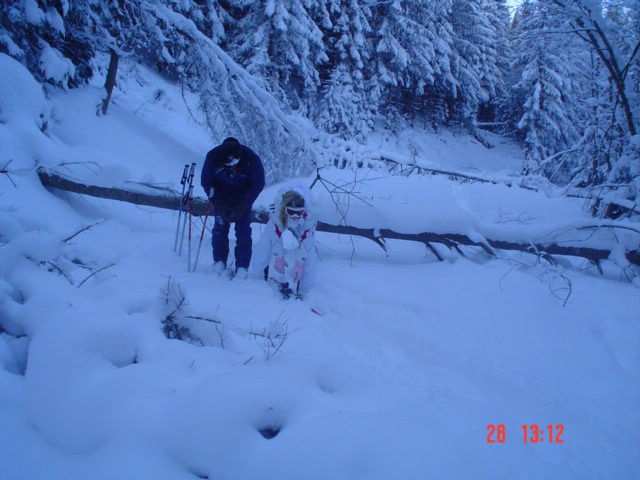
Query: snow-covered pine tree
0 0 154 89
313 0 375 138
570 50 618 187
446 0 510 132
510 0 580 181
0 0 88 87
551 0 638 137
629 3 640 112
182 0 228 42
449 0 492 128
476 0 512 127
594 0 640 215
371 0 456 129
517 0 640 215
228 0 327 113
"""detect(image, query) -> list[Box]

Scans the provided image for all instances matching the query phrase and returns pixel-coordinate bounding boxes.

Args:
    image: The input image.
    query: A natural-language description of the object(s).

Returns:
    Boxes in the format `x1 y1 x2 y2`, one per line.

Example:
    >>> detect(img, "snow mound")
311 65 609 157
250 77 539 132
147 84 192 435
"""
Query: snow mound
0 53 49 129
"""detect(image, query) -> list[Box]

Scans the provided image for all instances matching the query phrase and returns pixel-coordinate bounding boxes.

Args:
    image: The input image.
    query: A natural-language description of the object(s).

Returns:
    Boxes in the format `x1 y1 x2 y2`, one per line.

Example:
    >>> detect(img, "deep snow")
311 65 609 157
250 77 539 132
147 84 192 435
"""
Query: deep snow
1 54 639 479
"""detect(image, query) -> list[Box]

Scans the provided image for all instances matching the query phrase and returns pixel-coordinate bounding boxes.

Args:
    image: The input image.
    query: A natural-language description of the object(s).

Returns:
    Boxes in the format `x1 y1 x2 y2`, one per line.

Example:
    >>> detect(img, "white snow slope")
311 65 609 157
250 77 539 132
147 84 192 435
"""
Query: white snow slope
1 54 639 480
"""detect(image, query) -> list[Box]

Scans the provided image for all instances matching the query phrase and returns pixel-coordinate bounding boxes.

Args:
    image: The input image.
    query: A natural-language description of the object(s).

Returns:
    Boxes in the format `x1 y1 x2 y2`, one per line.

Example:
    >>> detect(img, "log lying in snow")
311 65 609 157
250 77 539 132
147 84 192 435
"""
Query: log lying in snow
376 157 640 218
37 167 640 267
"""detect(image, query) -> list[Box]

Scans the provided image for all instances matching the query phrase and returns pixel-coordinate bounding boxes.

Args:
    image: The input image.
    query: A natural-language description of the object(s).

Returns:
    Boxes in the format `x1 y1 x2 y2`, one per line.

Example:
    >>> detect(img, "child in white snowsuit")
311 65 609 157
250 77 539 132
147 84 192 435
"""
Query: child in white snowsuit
252 187 317 299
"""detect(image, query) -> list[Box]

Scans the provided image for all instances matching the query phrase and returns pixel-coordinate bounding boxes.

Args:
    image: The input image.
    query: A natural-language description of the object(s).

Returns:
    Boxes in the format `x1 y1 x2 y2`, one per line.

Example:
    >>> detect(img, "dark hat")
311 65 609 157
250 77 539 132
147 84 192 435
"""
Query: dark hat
222 137 241 154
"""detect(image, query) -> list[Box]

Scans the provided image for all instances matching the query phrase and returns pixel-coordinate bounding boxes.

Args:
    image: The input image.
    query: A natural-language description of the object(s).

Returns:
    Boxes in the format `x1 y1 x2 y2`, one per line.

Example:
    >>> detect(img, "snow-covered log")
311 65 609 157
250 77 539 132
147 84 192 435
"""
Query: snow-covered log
37 167 270 223
376 158 640 219
37 167 640 267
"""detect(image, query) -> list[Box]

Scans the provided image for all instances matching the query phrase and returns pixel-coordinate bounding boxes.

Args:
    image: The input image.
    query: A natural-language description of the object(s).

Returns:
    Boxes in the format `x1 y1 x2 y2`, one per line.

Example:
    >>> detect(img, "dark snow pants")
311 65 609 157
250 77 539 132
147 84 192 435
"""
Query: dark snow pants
211 207 252 270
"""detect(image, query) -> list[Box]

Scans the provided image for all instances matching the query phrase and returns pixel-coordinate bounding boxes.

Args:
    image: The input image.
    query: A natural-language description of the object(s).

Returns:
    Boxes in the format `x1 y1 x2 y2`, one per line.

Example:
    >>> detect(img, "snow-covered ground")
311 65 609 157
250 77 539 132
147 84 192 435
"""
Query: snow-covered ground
1 54 639 479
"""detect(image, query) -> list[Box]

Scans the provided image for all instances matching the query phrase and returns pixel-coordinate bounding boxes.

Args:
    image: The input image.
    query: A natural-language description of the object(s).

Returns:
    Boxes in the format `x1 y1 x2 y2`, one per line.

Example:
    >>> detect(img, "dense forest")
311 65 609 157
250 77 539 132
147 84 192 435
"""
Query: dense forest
1 0 638 215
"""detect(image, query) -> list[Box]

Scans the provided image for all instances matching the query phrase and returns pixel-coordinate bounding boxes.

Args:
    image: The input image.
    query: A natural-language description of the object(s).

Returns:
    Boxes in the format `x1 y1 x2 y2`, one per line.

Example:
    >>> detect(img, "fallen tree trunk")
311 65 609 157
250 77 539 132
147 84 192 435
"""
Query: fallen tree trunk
376 157 640 218
37 167 640 267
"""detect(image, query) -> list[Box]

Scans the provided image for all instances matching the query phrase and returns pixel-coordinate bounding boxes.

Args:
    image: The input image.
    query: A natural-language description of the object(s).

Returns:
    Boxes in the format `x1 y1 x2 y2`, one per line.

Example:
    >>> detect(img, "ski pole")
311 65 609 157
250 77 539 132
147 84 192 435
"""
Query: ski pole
192 198 212 272
187 192 194 271
173 164 189 251
179 163 196 257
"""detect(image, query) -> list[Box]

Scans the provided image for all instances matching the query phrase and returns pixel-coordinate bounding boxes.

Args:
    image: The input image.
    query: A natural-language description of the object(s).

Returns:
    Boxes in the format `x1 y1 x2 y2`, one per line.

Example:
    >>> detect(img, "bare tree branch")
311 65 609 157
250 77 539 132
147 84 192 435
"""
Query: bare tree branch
63 222 102 243
78 258 119 288
187 315 221 324
1 160 17 188
43 261 75 285
550 0 637 135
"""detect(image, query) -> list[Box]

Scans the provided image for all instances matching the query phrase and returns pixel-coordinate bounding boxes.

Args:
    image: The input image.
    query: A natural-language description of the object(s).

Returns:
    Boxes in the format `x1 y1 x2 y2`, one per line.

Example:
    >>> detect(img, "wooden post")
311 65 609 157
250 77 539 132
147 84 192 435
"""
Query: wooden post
101 49 120 115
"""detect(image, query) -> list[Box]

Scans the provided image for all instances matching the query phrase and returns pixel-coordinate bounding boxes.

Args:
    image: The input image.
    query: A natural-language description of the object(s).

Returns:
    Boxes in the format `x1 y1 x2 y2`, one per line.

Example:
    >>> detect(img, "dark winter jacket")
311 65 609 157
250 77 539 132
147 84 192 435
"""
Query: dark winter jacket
201 139 265 208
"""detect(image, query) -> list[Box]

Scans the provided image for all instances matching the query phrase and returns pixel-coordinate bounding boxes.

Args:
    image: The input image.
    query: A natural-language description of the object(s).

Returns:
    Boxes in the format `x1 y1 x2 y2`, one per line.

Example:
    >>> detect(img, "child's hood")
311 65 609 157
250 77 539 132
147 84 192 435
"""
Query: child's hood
272 183 314 216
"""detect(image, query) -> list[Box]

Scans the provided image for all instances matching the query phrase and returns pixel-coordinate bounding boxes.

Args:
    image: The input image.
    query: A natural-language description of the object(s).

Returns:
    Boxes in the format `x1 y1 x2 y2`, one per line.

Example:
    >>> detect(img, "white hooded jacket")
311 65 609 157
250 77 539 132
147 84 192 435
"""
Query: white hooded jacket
251 185 317 293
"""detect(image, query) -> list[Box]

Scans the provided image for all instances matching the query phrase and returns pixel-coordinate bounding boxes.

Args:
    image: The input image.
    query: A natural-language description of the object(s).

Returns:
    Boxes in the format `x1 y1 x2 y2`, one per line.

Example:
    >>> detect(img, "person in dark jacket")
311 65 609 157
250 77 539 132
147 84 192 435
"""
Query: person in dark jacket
201 137 265 278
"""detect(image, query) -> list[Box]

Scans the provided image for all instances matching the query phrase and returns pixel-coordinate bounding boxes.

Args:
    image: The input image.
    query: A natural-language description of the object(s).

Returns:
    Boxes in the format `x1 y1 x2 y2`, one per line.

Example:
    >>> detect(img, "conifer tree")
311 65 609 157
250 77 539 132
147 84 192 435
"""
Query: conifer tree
0 0 90 87
449 0 487 126
478 0 512 125
313 0 375 137
372 0 456 127
229 0 327 111
510 0 580 180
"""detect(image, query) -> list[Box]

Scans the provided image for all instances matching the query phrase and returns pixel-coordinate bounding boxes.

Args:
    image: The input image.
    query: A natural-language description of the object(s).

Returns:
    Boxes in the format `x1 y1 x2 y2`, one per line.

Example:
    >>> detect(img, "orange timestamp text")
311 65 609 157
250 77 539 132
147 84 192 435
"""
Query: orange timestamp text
487 424 565 444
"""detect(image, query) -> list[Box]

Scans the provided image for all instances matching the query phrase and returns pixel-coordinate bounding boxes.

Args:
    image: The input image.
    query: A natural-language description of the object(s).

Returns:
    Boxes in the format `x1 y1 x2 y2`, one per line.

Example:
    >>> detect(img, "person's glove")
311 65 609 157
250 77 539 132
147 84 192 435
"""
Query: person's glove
274 256 287 274
291 260 304 282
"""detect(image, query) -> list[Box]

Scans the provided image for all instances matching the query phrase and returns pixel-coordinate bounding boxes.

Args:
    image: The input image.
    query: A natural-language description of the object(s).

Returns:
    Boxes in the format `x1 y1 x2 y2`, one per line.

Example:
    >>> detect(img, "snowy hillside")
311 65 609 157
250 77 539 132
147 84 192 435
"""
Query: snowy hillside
1 54 639 480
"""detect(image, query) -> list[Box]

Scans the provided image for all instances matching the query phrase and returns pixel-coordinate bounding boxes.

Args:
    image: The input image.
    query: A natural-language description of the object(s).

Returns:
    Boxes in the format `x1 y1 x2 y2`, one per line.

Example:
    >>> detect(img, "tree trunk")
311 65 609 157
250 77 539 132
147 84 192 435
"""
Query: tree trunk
101 49 120 116
37 167 640 267
551 0 638 135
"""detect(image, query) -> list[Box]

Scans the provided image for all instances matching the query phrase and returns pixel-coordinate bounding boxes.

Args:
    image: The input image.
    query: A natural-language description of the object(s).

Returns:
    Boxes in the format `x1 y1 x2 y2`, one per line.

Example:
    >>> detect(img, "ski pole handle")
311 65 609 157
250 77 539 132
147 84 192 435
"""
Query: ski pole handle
180 164 189 185
187 162 196 186
179 163 196 256
174 164 190 251
182 163 197 213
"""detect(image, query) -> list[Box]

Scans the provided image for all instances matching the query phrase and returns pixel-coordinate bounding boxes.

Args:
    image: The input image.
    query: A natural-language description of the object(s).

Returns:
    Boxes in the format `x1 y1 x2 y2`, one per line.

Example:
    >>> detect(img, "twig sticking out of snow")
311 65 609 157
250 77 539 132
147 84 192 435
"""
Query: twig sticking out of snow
248 313 298 361
310 167 383 264
160 277 203 346
63 221 102 243
1 160 17 188
77 257 119 288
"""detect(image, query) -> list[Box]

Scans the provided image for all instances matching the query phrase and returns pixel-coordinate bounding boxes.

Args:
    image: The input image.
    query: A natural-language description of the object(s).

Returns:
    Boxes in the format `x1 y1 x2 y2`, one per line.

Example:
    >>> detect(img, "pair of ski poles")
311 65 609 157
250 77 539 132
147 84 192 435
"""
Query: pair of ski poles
173 163 213 272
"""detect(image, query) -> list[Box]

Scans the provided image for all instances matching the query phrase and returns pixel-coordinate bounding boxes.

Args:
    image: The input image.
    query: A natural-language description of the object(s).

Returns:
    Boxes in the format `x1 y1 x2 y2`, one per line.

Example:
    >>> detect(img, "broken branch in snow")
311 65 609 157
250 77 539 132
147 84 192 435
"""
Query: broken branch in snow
187 315 221 324
43 260 75 285
160 277 204 346
249 314 297 361
1 160 17 188
376 157 639 219
310 167 381 264
77 257 119 288
310 167 374 241
380 156 514 187
63 222 101 243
